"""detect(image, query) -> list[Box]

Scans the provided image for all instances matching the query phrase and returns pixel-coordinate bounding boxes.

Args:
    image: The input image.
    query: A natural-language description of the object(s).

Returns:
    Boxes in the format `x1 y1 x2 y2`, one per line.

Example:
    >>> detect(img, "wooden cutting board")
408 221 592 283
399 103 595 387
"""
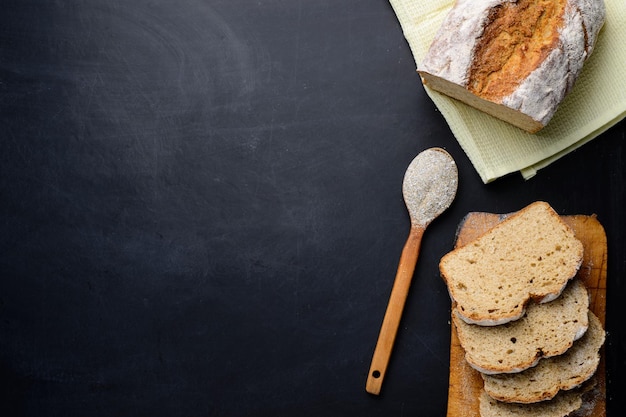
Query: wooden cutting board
445 213 607 417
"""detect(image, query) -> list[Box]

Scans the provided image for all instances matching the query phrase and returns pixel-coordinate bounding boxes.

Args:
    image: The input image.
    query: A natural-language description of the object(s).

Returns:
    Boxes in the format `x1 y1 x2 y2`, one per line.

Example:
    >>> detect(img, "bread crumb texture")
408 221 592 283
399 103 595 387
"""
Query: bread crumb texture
440 201 584 325
479 388 583 417
481 311 605 403
453 278 589 374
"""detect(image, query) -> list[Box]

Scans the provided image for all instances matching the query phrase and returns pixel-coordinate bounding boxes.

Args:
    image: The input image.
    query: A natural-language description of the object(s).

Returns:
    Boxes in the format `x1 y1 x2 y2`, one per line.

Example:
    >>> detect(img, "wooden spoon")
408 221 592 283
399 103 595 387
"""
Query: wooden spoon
366 147 458 395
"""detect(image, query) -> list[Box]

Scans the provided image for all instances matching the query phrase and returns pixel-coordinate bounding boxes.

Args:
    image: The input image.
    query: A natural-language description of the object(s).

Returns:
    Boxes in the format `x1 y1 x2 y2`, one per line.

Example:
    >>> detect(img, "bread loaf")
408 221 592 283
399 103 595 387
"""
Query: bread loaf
482 311 605 403
417 0 606 133
440 201 584 326
453 278 589 375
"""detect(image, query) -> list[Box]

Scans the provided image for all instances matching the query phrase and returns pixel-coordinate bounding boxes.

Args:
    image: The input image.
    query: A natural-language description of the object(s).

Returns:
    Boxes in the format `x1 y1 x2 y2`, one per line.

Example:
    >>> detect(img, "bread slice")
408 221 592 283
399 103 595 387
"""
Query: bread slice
453 278 589 374
440 201 584 326
482 311 605 403
479 389 583 417
417 0 606 133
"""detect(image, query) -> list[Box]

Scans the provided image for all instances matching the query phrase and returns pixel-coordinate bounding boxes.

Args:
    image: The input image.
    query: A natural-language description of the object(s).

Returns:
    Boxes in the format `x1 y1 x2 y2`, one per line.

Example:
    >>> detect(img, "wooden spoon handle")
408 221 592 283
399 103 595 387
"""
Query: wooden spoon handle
366 225 425 395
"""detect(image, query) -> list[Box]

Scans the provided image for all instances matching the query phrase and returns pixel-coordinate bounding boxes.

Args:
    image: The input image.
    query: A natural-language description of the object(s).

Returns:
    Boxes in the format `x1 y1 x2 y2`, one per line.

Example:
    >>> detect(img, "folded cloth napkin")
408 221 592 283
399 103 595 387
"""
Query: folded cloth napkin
389 0 626 183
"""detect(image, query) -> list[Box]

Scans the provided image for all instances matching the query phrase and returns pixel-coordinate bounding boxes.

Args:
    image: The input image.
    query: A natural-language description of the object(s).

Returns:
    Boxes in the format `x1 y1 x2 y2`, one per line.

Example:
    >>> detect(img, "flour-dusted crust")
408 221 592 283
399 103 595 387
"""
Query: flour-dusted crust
418 0 606 132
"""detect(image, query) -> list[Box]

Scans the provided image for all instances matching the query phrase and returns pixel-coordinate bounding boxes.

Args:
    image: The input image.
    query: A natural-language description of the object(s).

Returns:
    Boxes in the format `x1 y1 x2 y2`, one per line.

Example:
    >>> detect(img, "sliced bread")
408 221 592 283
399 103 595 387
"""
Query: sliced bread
479 388 583 417
440 201 584 325
482 311 605 403
453 278 589 374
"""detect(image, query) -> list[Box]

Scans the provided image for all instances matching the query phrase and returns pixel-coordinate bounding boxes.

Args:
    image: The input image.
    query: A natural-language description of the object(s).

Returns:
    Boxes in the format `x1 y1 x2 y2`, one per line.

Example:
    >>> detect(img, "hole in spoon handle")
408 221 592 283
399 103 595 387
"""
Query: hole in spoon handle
366 225 425 395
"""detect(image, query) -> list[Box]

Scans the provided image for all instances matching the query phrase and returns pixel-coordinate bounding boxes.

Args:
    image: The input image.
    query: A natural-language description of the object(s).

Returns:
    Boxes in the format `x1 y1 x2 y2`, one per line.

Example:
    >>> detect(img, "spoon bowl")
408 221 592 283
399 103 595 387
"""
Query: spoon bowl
403 147 459 227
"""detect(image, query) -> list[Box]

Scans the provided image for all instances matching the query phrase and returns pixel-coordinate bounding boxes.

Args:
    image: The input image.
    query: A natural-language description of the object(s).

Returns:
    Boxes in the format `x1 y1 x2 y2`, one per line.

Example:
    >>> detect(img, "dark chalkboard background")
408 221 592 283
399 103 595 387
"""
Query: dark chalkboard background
2 1 624 416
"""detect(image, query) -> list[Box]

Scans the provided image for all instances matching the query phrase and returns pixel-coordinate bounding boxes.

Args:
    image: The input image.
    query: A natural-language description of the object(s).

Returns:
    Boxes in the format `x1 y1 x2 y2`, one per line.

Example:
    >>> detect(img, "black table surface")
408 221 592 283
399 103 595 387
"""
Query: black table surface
2 1 624 416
